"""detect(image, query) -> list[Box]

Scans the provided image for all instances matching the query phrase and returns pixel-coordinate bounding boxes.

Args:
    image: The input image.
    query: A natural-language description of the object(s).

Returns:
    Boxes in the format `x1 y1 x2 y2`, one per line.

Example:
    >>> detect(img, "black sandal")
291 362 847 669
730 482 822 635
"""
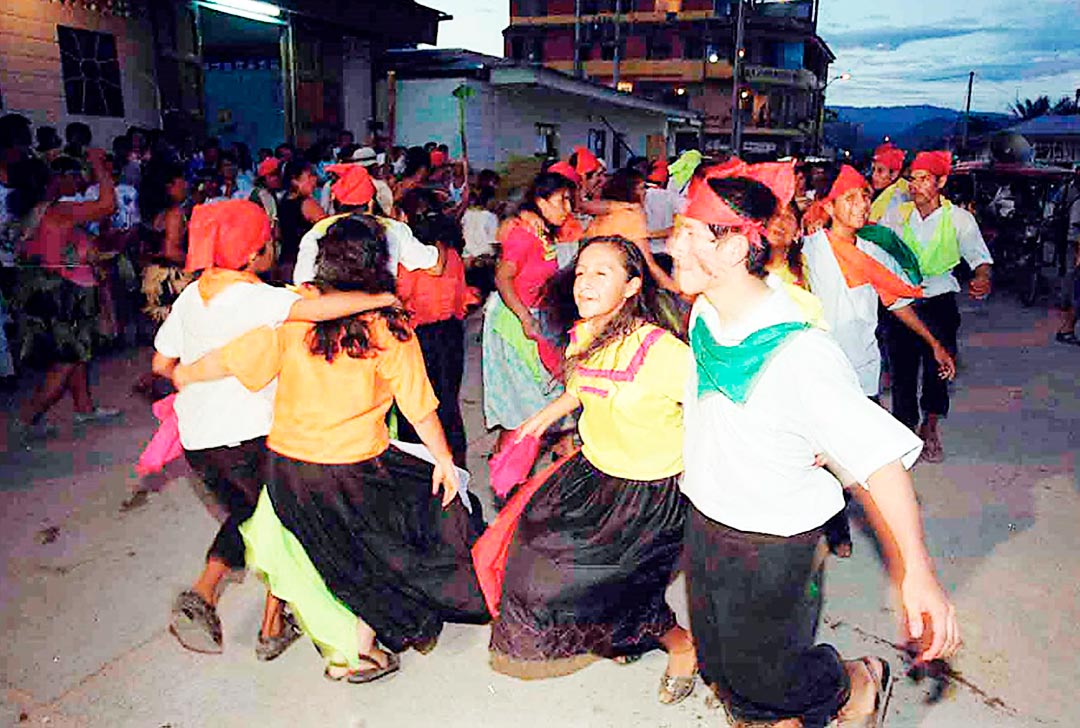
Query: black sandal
255 610 302 662
169 590 223 654
1056 332 1080 346
323 651 401 684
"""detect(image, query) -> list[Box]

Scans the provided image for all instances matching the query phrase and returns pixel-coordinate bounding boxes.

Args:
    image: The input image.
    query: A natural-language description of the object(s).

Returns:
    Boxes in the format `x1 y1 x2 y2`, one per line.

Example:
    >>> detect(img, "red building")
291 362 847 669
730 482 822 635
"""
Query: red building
504 0 835 156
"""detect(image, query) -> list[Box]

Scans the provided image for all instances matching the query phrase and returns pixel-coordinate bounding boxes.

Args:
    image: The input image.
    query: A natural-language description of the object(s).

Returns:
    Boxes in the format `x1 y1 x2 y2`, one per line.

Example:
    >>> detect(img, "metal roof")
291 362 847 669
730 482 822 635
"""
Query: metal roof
1007 115 1080 138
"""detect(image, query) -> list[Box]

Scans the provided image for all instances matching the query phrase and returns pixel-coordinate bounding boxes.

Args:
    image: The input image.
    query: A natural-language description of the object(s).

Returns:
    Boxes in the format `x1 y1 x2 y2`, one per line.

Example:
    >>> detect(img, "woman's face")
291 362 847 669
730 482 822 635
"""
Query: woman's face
574 242 640 322
295 169 317 197
536 188 572 227
167 176 189 204
766 205 798 253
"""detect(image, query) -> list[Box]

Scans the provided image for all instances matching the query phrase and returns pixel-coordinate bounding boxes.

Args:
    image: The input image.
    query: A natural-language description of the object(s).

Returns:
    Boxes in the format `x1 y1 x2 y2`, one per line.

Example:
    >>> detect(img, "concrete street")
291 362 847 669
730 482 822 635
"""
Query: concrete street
1 293 1078 727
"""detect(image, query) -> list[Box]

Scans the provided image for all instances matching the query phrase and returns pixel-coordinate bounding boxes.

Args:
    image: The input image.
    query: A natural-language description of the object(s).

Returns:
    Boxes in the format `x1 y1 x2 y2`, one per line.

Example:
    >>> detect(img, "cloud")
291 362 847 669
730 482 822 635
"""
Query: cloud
827 25 1000 51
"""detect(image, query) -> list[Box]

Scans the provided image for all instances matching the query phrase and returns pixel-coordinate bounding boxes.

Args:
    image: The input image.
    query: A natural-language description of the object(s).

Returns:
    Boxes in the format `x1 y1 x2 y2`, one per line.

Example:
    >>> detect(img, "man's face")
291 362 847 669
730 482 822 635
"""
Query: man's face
668 217 727 296
908 170 944 206
871 162 899 192
830 187 871 230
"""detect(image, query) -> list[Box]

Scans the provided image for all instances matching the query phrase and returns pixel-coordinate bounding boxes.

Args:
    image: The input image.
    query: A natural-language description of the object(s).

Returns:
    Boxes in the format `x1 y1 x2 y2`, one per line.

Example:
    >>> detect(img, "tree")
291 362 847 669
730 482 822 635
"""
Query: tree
1051 96 1079 115
1010 95 1051 120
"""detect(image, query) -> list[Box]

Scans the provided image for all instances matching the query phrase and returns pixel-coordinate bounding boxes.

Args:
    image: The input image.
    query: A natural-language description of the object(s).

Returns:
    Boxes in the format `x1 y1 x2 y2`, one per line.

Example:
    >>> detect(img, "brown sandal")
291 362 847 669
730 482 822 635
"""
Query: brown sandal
323 651 401 684
658 670 697 705
837 657 892 728
169 590 223 654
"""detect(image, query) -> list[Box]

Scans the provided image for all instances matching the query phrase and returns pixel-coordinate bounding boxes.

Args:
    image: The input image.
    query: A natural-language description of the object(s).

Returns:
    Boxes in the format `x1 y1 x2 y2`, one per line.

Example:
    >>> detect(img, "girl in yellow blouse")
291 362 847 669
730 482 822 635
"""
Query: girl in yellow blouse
486 235 697 704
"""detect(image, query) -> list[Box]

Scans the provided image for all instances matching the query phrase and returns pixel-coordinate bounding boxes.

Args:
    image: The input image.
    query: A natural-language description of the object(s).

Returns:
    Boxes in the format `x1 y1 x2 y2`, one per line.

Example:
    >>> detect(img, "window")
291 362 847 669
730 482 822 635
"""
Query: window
536 123 559 158
510 37 525 61
645 31 673 60
682 34 703 60
588 129 607 162
600 38 624 61
515 0 548 16
57 26 125 117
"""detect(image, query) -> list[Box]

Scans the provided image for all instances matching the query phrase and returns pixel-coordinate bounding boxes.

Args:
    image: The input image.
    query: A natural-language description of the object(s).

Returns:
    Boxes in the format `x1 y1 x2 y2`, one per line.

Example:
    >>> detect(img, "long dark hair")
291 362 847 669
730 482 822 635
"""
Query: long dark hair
519 171 575 234
705 176 778 277
139 161 186 221
600 168 645 203
562 235 670 376
306 215 412 362
281 159 315 197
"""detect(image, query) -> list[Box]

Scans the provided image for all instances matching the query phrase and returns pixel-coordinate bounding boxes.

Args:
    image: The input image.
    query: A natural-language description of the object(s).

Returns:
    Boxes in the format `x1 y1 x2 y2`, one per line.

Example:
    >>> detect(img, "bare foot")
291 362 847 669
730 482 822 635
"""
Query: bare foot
837 657 884 723
666 646 697 678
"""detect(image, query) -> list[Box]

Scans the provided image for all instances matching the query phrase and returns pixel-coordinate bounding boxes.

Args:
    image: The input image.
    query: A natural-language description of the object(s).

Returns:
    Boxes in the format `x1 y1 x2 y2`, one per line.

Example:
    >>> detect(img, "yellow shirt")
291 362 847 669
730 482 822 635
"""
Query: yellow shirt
766 263 828 331
567 322 689 480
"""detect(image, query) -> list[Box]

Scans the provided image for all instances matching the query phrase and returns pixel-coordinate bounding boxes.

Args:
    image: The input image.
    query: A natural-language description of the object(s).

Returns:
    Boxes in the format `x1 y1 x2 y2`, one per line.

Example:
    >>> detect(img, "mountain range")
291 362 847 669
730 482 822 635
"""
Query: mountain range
825 105 1015 156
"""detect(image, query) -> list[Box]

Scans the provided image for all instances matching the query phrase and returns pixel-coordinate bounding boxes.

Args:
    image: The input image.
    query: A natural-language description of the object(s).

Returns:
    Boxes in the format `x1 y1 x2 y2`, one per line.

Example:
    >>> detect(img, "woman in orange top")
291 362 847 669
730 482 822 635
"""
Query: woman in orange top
395 213 476 466
174 216 488 683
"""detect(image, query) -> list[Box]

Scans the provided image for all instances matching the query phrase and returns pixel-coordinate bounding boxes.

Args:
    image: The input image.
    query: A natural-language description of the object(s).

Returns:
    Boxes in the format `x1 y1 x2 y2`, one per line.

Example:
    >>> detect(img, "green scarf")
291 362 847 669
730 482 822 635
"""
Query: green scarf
692 319 809 404
857 223 923 285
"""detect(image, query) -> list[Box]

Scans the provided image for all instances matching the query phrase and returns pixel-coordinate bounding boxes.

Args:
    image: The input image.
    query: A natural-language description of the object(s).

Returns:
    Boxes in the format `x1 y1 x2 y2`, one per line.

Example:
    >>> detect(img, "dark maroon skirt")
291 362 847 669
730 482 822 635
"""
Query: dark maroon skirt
490 452 687 678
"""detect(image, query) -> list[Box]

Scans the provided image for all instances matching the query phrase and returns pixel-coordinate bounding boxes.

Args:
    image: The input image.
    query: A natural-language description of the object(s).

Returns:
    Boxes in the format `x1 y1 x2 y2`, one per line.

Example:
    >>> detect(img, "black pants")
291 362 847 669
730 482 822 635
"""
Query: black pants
884 293 960 430
183 437 266 570
396 318 468 466
686 508 849 728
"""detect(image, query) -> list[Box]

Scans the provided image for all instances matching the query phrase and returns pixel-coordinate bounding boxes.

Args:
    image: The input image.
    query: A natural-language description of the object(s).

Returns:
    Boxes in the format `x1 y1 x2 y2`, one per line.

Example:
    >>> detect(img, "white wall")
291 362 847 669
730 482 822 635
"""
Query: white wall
0 1 159 144
341 36 372 140
392 76 670 170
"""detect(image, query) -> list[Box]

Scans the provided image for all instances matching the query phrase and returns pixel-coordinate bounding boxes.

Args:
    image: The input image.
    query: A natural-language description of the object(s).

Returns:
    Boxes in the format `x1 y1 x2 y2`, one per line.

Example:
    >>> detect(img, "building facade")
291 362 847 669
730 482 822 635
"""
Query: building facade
377 48 700 170
0 0 447 149
503 0 834 157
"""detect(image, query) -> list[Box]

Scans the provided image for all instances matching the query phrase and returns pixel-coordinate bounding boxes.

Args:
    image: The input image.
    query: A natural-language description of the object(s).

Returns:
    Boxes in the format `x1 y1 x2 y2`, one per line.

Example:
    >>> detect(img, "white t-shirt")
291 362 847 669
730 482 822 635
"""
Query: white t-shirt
802 230 913 396
154 281 300 451
880 202 993 298
461 207 498 259
680 289 922 537
292 214 439 285
644 186 686 253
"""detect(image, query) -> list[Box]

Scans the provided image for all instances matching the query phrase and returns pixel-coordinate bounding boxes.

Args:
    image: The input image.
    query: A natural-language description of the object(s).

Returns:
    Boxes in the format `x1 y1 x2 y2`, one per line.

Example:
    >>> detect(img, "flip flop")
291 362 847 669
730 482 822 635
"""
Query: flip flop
1056 332 1080 346
838 657 893 728
324 651 401 684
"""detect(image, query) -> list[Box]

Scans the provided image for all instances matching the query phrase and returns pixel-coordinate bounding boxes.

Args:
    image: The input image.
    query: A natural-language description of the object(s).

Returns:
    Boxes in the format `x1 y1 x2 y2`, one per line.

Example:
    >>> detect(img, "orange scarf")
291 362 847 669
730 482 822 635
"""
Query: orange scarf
826 231 923 307
197 268 262 303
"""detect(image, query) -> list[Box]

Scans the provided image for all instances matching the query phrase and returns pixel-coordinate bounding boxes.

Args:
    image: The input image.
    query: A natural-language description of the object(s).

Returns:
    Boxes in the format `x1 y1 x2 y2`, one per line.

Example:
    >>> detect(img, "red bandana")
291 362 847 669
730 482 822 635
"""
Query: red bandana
825 164 870 203
873 143 906 172
910 151 952 177
548 161 581 185
185 200 270 274
325 164 375 206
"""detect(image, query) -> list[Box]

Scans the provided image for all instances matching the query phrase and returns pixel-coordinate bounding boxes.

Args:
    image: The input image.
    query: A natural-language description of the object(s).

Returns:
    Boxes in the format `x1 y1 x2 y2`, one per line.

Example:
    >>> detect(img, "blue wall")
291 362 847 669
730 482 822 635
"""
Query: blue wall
204 60 285 152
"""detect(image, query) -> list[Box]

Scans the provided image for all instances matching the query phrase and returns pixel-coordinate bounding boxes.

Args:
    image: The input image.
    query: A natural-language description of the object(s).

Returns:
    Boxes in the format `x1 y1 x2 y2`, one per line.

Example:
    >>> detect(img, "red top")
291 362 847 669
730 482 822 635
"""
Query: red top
397 247 472 327
500 220 558 309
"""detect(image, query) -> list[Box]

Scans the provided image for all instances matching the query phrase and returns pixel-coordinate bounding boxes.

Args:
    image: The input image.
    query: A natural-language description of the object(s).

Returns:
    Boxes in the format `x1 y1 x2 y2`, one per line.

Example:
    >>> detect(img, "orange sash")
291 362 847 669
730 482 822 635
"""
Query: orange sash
197 268 263 303
826 231 923 307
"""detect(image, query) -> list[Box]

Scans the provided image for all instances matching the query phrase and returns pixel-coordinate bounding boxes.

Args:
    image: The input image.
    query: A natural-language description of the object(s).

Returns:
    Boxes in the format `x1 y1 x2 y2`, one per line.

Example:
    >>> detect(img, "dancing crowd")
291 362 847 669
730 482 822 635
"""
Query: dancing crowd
1 108 980 726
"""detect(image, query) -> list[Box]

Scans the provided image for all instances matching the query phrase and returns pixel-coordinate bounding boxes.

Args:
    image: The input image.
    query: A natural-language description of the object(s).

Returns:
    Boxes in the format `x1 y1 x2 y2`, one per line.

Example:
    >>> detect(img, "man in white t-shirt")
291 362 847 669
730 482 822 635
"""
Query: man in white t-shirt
667 165 960 727
152 200 396 659
293 164 440 285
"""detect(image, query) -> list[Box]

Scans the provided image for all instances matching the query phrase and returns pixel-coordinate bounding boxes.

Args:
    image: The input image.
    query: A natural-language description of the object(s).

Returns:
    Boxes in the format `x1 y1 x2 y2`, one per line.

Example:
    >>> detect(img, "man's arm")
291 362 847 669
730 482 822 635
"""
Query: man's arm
890 305 955 380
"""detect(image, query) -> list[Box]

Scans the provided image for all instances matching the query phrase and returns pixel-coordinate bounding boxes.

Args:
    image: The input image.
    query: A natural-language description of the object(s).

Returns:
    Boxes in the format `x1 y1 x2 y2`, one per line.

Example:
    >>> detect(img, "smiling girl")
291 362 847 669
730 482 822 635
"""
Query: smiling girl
482 236 697 704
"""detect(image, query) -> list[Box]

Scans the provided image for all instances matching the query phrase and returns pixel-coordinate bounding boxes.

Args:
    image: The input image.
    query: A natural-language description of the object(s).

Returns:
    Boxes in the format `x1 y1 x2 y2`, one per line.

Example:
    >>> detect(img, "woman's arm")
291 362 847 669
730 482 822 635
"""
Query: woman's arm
171 350 229 390
865 460 961 661
286 291 399 322
151 352 178 380
633 238 680 293
410 411 461 508
516 391 581 441
494 257 541 339
161 208 186 265
56 150 117 225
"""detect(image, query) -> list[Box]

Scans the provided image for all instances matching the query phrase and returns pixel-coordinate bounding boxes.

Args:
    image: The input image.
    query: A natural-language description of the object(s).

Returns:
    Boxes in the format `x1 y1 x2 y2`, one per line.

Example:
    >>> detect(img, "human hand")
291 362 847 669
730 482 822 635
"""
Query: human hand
969 274 992 299
900 566 961 662
932 345 956 381
432 457 460 508
521 315 544 342
171 364 193 391
812 453 827 468
515 413 550 444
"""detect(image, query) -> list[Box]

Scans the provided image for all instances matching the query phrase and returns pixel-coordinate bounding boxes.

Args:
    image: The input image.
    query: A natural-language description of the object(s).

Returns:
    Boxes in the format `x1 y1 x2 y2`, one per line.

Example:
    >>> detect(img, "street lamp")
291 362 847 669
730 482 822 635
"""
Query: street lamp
817 71 851 154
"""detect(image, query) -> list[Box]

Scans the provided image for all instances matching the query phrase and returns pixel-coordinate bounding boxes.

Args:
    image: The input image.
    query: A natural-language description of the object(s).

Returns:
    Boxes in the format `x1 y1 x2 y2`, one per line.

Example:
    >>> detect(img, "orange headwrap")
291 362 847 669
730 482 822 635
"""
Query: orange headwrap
548 161 581 185
256 157 280 178
325 164 375 206
572 146 601 176
682 159 796 250
647 159 669 185
873 143 906 172
185 200 271 274
825 164 870 203
910 150 952 177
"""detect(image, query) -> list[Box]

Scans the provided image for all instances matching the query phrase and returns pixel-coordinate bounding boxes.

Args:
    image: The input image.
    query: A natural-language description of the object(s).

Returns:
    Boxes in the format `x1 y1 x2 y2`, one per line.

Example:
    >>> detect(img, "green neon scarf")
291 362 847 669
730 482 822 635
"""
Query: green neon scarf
857 223 924 285
692 319 810 404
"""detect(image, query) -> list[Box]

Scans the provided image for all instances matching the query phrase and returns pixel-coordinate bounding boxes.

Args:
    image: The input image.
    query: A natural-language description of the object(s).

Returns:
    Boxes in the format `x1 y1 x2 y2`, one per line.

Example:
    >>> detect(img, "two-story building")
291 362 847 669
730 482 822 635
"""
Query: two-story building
503 0 834 157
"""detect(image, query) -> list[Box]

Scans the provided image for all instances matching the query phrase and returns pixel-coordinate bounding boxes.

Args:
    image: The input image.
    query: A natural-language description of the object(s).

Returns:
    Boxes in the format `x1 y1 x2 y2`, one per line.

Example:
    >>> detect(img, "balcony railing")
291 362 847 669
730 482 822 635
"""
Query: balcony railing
743 64 819 89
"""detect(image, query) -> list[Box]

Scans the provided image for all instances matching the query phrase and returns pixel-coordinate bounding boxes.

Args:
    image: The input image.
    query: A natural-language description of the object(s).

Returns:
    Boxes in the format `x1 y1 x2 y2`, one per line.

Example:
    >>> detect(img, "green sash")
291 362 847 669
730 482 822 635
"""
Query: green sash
857 223 923 285
692 319 810 404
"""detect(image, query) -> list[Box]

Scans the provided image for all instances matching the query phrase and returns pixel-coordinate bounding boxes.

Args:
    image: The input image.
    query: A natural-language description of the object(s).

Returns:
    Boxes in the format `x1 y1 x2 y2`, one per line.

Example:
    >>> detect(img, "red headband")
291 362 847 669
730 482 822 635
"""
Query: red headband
325 164 375 206
256 157 280 178
683 162 765 250
826 164 870 202
429 150 447 168
910 150 952 177
186 200 270 272
647 159 669 184
572 146 601 176
548 161 581 185
873 143 906 172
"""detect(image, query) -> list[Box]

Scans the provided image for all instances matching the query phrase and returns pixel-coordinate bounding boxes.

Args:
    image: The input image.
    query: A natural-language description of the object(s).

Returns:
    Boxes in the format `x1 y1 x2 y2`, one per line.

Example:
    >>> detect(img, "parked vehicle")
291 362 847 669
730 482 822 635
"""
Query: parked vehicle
946 162 1076 306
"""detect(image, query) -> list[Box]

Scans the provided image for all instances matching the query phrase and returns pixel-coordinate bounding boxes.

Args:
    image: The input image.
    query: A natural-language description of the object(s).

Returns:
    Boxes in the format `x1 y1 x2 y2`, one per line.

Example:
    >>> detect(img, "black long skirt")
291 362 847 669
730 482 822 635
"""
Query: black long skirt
490 452 687 678
265 447 490 653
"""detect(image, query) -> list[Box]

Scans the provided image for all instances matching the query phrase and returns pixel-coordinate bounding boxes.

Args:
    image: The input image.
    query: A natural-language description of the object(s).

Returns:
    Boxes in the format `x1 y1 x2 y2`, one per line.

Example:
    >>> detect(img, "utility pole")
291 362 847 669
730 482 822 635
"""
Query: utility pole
573 0 583 78
730 0 747 155
961 71 974 153
612 0 622 89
